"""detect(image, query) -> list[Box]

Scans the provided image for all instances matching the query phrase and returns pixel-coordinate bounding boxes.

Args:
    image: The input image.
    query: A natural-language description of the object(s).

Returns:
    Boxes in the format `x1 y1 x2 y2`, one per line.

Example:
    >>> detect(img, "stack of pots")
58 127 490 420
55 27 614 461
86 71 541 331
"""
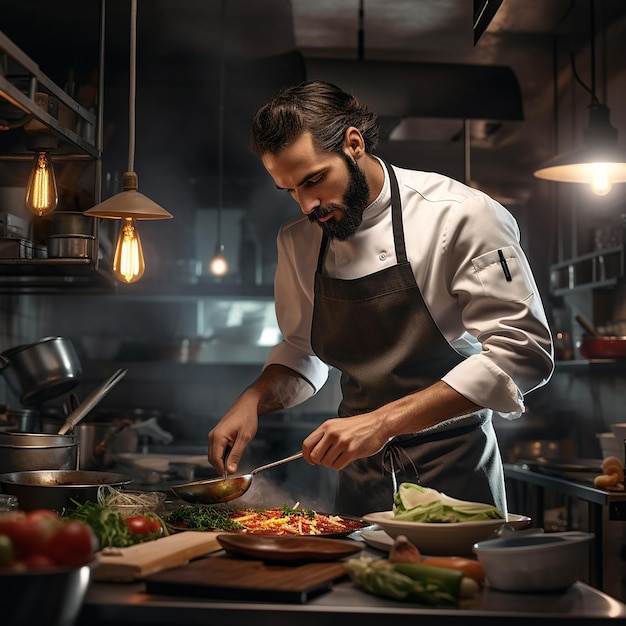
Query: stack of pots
0 336 82 406
0 432 78 474
0 337 82 474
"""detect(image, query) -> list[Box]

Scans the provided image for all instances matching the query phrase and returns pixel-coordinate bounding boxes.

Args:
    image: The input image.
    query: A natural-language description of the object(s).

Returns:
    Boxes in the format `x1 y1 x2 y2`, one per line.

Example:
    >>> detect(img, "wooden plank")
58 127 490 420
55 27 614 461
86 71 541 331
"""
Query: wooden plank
93 531 222 582
143 555 349 603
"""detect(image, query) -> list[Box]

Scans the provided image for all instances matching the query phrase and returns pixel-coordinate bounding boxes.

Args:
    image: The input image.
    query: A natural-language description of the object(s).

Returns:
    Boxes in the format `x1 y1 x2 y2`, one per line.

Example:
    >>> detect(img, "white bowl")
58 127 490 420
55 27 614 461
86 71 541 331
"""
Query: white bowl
361 511 531 556
609 424 626 461
473 530 594 592
597 432 624 464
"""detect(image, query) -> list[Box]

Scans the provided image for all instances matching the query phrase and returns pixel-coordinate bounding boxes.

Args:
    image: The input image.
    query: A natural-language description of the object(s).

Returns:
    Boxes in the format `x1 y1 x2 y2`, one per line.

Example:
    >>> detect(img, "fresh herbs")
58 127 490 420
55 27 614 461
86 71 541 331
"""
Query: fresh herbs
62 500 167 548
279 502 315 519
63 500 136 548
163 506 245 531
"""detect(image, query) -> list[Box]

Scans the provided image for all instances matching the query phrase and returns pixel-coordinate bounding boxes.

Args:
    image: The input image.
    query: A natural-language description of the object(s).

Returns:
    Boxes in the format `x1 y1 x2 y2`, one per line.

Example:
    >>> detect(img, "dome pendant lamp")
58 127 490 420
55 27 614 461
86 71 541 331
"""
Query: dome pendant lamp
86 0 172 283
534 0 626 196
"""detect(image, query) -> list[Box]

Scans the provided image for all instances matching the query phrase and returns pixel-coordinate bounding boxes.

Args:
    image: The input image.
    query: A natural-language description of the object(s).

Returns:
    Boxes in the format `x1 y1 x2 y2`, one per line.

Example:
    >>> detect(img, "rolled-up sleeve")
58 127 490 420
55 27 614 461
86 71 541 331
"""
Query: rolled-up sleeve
437 195 554 418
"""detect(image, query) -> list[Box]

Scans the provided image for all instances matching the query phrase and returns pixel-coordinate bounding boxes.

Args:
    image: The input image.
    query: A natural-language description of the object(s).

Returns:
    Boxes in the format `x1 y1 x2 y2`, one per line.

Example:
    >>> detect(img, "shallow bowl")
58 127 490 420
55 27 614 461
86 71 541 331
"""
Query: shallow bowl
472 530 594 592
103 490 166 518
361 511 531 556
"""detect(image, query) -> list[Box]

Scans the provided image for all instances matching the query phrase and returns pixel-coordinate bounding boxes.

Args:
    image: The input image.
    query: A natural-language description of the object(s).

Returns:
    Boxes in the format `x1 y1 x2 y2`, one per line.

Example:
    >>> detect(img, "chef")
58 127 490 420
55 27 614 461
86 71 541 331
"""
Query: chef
207 80 554 516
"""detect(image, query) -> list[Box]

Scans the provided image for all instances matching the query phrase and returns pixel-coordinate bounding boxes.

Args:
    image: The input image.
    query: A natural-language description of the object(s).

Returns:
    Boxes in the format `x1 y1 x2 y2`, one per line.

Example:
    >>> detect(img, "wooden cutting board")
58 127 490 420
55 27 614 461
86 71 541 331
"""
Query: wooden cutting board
93 531 222 582
143 555 349 603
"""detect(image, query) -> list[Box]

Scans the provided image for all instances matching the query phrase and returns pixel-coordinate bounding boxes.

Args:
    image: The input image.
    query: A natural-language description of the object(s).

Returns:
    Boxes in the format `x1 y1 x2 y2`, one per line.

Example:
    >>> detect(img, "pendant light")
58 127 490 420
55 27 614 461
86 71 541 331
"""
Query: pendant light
85 0 172 283
534 0 626 196
24 133 59 217
209 0 228 277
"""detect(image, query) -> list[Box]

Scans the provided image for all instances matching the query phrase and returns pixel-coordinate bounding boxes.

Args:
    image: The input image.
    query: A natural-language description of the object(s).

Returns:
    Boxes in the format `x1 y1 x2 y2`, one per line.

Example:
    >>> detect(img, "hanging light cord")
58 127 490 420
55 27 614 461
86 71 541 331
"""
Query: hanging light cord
128 0 137 173
216 0 226 243
568 0 600 106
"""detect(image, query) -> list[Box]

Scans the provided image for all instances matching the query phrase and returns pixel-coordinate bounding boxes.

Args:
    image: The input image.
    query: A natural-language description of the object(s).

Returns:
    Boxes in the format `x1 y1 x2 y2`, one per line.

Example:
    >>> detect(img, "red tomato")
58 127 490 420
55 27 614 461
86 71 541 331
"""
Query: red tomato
44 520 97 567
124 516 153 536
148 516 163 534
0 517 40 557
26 509 60 524
22 553 57 569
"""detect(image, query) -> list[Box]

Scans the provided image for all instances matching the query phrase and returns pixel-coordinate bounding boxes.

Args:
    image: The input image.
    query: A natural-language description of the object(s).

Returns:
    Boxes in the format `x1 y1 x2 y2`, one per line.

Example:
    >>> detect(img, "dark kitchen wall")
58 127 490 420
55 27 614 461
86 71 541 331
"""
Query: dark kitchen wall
1 1 626 466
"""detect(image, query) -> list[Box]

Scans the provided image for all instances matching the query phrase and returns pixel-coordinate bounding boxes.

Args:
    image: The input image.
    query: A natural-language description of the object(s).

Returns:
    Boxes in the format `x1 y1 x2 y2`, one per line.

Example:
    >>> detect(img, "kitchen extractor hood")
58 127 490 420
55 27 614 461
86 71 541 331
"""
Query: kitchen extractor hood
246 51 523 140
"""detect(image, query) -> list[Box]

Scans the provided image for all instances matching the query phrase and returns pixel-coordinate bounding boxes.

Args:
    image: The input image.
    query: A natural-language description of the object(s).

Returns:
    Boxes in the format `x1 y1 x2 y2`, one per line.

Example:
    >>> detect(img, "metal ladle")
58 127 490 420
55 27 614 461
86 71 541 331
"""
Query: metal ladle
170 451 304 505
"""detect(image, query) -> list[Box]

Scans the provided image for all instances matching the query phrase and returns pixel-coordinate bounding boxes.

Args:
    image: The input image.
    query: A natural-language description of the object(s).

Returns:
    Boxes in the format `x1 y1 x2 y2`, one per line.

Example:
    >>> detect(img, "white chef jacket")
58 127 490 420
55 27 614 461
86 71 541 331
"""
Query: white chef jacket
264 159 554 420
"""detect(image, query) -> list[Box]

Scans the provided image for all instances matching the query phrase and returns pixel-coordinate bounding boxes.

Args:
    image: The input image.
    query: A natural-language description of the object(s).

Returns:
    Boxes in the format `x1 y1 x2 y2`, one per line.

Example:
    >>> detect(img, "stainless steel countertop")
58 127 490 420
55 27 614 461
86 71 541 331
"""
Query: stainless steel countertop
77 547 626 626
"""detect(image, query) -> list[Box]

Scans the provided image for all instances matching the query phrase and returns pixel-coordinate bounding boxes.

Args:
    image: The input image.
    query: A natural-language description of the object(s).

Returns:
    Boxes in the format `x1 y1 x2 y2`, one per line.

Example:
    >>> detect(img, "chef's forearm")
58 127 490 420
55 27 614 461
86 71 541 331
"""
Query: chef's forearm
242 363 315 415
379 380 482 439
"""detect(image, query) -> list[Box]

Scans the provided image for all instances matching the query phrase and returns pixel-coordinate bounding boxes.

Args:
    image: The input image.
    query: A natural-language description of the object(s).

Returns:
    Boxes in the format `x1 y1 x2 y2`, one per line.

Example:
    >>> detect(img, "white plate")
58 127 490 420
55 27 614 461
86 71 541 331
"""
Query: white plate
362 511 531 556
360 529 395 552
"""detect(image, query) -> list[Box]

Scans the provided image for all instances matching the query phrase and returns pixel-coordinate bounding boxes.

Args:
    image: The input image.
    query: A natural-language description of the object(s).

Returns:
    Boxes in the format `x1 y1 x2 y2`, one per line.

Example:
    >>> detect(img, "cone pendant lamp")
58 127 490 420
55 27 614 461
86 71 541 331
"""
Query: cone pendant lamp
86 0 172 283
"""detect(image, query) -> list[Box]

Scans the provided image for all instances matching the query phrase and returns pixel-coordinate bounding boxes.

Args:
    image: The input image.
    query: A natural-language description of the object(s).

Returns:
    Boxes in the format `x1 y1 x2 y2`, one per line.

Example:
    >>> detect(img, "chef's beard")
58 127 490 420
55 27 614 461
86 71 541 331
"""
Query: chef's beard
307 153 370 241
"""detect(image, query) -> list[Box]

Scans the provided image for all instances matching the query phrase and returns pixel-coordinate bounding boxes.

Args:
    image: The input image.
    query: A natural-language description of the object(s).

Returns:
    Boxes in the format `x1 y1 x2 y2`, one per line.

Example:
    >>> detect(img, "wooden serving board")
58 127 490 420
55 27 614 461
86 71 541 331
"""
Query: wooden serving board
143 555 349 603
93 531 222 582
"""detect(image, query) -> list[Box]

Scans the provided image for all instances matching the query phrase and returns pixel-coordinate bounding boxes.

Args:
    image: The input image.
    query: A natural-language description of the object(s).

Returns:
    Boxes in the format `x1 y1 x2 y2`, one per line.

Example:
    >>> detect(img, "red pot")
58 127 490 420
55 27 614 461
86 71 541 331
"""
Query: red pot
579 335 626 359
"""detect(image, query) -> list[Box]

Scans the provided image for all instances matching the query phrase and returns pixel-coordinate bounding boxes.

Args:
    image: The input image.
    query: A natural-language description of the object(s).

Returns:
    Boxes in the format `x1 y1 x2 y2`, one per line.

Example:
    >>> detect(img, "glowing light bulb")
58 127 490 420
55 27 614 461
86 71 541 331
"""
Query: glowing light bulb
25 150 58 216
209 244 228 277
113 217 145 283
590 163 613 196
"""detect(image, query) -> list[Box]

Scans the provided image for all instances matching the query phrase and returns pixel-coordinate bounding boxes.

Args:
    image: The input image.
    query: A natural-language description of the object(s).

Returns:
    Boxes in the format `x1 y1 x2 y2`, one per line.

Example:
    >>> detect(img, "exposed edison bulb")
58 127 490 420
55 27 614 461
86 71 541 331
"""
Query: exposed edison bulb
25 150 58 216
209 244 228 277
113 217 145 283
590 163 613 196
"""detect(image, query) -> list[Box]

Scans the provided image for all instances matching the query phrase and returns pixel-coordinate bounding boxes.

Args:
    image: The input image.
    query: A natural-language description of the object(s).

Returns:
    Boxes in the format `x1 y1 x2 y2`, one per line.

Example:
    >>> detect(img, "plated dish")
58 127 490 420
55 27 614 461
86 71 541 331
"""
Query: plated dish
163 505 374 537
362 511 531 556
216 533 364 562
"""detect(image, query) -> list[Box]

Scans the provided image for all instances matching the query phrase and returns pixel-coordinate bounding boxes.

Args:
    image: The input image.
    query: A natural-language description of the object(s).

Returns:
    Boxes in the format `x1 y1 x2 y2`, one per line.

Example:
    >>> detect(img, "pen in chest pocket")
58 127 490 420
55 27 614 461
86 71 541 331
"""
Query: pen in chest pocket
498 249 512 282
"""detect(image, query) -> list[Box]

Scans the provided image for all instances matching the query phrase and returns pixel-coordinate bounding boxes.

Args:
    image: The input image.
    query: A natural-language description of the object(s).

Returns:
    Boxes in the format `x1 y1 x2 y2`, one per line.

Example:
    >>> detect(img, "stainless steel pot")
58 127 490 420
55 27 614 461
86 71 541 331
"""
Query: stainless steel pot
75 422 138 471
0 431 78 474
47 234 96 259
50 211 96 236
0 469 132 512
0 337 82 405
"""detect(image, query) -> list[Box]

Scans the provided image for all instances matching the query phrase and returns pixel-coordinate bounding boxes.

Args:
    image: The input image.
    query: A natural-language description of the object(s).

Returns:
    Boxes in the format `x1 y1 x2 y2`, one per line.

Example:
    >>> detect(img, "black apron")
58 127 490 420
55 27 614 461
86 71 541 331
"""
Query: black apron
311 161 506 516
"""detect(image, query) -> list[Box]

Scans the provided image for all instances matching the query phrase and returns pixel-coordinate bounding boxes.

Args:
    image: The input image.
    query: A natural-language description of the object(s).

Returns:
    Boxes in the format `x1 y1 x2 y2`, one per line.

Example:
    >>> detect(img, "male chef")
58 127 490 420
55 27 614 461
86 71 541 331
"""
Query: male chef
207 80 554 516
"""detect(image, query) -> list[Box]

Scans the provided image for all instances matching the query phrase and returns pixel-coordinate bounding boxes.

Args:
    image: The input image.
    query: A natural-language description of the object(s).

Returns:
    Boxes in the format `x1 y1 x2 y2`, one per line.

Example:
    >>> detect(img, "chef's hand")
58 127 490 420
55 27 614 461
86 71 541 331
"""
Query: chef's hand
207 399 258 475
302 412 389 470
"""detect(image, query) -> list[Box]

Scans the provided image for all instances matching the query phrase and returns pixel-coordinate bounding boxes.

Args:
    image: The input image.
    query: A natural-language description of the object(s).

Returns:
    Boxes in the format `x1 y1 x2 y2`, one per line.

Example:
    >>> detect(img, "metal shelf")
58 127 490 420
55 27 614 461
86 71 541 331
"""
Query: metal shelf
549 245 623 296
0 258 115 292
0 31 99 158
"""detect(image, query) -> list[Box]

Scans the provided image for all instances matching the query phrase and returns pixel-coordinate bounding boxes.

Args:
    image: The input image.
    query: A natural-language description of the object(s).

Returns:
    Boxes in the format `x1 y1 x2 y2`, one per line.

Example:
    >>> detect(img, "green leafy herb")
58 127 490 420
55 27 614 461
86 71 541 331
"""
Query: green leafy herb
62 500 167 548
63 500 134 548
279 502 315 519
163 506 245 531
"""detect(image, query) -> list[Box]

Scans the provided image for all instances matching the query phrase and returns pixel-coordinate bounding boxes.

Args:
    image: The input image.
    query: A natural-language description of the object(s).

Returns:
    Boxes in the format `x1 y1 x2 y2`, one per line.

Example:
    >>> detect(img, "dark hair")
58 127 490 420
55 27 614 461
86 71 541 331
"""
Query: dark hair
249 80 380 157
